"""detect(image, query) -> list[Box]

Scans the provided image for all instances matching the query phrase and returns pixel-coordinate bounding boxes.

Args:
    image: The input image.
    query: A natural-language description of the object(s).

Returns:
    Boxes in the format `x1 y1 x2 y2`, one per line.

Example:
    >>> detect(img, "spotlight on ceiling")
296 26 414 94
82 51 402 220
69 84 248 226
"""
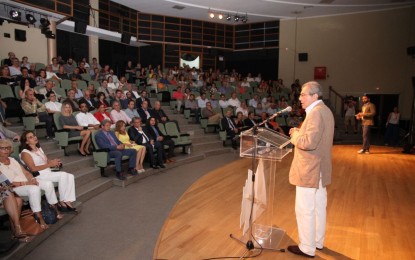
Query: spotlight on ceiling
40 18 50 27
234 15 239 22
9 10 21 21
209 12 215 18
226 14 231 21
218 14 223 20
26 14 36 24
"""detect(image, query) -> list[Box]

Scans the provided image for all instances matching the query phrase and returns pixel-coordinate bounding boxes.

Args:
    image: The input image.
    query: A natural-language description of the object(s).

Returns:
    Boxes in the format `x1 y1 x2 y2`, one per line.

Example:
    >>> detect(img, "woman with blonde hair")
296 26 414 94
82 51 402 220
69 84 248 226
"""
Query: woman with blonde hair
114 120 146 173
59 101 92 156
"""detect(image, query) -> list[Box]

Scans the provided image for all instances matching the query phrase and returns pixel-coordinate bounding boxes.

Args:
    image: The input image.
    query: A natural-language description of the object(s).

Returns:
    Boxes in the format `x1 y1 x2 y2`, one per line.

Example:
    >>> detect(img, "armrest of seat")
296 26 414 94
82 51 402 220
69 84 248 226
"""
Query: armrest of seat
95 148 110 152
179 133 190 137
24 113 37 117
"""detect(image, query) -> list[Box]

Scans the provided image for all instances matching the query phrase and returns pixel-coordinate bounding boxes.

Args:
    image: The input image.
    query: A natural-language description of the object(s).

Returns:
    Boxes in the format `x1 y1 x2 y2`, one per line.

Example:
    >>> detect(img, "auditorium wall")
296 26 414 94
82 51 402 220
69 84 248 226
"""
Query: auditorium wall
279 6 415 118
0 22 48 64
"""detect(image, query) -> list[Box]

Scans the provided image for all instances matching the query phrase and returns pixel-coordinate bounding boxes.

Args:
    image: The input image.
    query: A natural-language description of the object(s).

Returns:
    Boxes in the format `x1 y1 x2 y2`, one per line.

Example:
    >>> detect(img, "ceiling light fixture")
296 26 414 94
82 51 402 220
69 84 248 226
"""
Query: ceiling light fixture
209 12 215 18
218 14 223 20
226 14 231 21
9 10 21 21
26 13 36 24
234 15 239 22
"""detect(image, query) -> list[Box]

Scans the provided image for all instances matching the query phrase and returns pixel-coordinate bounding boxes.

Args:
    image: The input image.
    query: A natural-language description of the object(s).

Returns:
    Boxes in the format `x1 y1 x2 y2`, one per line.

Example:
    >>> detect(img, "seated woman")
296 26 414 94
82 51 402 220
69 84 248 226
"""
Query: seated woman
114 120 146 173
94 103 114 128
19 131 77 213
59 101 92 156
0 182 32 242
96 92 110 109
0 139 51 232
233 111 250 132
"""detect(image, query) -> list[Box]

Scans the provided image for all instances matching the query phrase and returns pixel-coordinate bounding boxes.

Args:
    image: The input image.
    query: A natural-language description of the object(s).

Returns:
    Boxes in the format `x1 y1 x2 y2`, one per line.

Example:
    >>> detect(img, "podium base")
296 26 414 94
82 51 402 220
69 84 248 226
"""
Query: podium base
240 224 286 251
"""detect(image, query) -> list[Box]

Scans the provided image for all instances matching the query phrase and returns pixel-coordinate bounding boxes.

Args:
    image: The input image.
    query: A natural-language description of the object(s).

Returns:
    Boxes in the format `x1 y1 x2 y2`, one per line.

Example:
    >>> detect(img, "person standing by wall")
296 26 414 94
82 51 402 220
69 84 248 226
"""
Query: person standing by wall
356 95 376 154
384 106 400 146
287 81 334 258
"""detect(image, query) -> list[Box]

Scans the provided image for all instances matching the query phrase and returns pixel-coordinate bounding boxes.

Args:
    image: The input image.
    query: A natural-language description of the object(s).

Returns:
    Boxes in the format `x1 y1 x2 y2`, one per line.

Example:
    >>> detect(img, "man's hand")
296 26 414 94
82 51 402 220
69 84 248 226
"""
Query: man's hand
157 136 164 141
116 144 125 150
289 127 299 136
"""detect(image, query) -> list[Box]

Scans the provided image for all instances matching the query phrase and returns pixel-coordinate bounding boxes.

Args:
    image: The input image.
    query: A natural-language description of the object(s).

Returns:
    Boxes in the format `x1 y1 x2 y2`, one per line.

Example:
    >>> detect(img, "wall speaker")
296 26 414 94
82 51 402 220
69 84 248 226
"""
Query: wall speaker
15 29 26 42
298 53 308 62
407 46 415 56
121 33 131 44
74 21 87 34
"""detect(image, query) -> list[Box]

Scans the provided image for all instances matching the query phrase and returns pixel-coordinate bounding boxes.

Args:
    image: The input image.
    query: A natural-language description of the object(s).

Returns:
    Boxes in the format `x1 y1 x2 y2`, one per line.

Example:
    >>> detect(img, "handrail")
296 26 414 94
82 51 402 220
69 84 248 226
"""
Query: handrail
328 86 345 118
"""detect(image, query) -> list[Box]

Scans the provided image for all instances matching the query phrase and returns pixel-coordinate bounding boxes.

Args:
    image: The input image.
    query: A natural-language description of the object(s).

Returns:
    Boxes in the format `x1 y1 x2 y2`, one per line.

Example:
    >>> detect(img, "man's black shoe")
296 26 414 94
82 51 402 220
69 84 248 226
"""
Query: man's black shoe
152 165 159 169
287 245 314 258
159 164 166 168
116 172 126 180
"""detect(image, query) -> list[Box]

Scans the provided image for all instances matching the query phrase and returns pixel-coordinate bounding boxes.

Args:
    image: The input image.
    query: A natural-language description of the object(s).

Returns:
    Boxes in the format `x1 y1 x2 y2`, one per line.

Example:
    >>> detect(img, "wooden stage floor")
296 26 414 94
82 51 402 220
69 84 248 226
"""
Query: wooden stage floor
154 145 415 260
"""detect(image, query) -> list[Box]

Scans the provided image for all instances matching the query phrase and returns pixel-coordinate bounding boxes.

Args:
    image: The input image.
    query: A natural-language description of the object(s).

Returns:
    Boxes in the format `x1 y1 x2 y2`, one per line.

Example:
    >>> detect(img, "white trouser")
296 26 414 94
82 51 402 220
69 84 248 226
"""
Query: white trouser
37 171 76 202
295 178 327 256
13 179 58 212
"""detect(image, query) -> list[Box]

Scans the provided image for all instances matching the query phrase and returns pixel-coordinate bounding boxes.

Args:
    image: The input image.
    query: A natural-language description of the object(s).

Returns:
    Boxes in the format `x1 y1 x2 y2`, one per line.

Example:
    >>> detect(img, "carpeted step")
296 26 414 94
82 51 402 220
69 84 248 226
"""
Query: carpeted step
75 178 113 203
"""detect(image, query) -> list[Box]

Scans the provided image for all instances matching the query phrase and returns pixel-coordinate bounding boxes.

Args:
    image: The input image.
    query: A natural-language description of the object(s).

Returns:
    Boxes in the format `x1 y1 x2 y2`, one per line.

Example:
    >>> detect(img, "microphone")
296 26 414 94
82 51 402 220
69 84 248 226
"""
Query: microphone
269 106 292 119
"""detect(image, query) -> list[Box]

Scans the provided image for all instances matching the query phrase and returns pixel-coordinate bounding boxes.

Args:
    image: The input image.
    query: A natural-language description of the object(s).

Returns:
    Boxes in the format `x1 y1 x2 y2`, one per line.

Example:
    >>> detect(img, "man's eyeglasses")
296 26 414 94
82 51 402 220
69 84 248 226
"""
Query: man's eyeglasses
0 147 12 150
300 93 314 97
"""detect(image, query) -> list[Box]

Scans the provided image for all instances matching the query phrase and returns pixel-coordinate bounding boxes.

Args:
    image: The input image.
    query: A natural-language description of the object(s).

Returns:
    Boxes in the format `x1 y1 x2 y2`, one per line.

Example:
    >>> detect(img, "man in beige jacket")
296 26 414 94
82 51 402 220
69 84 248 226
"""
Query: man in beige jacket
287 81 334 258
356 95 376 154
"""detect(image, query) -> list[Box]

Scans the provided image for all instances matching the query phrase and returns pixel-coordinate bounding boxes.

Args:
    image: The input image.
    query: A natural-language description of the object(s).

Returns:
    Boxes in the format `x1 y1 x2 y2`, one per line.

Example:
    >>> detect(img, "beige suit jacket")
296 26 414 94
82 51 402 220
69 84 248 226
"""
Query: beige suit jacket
289 102 334 188
361 102 376 126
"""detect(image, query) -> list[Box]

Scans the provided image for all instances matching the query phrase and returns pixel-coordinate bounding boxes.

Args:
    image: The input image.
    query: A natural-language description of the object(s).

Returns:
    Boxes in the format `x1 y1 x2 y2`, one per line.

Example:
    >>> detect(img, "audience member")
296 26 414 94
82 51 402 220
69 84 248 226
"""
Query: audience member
114 120 146 173
228 92 241 108
21 89 54 139
96 92 110 108
137 100 153 123
128 117 165 169
184 94 200 123
172 86 185 113
201 102 221 124
124 99 140 119
94 119 138 180
110 100 131 125
221 109 239 149
44 92 62 113
63 89 80 112
59 101 92 156
20 130 77 213
235 102 249 118
384 106 400 146
78 90 97 111
146 117 175 163
75 101 101 130
8 58 22 77
94 104 113 126
35 69 47 87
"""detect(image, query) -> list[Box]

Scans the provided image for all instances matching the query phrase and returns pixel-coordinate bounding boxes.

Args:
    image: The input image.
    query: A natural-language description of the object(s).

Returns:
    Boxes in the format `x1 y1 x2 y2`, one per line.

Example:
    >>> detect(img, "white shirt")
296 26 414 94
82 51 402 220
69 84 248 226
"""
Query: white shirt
235 107 248 118
219 100 229 109
45 101 62 112
124 90 140 99
76 112 100 127
110 109 132 124
248 99 259 108
228 98 241 108
241 82 250 88
197 98 209 108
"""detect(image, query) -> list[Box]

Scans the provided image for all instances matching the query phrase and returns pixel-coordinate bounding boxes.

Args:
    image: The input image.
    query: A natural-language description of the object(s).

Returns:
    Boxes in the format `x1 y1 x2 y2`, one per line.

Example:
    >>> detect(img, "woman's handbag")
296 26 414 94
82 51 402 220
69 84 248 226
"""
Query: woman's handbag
19 210 44 236
41 200 58 224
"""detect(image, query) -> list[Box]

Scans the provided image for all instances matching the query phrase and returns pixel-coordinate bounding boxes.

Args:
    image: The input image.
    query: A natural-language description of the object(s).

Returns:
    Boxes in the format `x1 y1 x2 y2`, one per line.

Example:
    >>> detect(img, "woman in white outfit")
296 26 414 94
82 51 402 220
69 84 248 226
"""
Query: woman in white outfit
20 131 77 212
0 139 50 230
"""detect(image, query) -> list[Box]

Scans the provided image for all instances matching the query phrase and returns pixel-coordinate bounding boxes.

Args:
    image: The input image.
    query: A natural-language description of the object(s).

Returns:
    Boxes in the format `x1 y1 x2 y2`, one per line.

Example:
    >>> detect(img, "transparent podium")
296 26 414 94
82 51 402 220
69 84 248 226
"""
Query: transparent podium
237 127 292 251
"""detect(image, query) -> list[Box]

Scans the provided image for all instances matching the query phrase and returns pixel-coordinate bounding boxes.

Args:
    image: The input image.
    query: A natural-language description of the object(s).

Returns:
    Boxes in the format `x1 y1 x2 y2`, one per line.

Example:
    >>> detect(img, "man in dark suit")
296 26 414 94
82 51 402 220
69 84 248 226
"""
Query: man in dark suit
95 119 137 180
136 90 152 109
146 117 175 163
137 100 153 124
243 111 257 128
128 117 165 169
78 90 98 111
221 109 239 149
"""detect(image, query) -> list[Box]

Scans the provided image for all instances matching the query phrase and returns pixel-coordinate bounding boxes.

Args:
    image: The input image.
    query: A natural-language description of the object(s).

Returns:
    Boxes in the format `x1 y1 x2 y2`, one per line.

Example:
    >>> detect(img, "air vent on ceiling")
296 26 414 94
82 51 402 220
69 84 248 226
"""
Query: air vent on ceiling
172 5 185 10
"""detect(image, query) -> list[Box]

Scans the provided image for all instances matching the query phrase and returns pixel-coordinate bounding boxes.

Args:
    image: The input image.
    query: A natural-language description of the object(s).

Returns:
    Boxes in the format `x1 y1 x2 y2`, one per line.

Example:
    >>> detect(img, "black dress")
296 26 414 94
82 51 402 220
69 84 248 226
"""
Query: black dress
59 115 81 137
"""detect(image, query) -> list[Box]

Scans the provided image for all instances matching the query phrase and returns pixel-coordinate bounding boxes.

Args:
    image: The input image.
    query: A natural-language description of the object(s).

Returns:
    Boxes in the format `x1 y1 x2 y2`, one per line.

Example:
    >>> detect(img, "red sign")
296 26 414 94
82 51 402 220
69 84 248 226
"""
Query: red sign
314 67 326 80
